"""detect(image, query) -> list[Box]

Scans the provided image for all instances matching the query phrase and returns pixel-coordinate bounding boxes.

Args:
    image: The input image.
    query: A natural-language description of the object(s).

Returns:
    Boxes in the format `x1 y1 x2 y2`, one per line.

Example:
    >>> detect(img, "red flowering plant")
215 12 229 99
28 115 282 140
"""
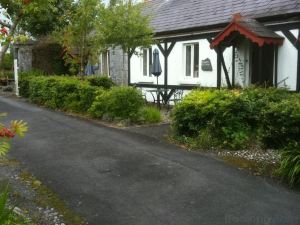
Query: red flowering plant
0 113 27 156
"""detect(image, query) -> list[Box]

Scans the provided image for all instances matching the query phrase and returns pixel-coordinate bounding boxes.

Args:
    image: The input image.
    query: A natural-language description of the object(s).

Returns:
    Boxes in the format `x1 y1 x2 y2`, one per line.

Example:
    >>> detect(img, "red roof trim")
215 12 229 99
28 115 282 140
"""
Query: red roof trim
210 16 284 49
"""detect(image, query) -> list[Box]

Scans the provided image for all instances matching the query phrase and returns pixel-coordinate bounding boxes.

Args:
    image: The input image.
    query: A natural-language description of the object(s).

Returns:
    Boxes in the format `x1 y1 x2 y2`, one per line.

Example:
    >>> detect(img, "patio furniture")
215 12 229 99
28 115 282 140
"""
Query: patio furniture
167 89 184 105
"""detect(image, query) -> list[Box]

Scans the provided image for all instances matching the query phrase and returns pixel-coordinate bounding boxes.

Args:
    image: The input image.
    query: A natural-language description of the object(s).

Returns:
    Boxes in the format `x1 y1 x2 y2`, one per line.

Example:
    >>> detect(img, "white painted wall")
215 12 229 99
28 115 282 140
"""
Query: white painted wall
276 29 299 91
130 29 299 95
130 39 234 88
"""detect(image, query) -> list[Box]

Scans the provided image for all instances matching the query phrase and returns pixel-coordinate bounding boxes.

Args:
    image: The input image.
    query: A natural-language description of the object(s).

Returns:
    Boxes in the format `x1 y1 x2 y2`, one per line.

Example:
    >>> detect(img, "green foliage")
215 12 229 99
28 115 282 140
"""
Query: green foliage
86 76 115 89
20 75 161 124
55 0 104 74
100 0 154 53
0 0 72 37
89 86 144 122
172 88 296 150
172 89 250 149
139 106 162 124
260 94 300 148
0 71 14 79
0 184 13 224
239 87 290 129
1 54 13 70
20 76 98 113
278 142 300 186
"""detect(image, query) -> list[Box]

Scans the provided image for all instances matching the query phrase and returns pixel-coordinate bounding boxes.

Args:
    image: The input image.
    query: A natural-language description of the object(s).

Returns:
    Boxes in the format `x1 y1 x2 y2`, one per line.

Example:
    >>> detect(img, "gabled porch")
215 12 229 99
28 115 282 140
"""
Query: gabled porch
210 13 284 88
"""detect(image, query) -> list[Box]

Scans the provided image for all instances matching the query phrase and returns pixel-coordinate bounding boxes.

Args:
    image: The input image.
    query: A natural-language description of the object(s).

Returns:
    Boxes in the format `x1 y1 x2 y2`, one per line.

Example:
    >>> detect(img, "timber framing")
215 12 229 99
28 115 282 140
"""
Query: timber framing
157 41 176 89
280 27 300 92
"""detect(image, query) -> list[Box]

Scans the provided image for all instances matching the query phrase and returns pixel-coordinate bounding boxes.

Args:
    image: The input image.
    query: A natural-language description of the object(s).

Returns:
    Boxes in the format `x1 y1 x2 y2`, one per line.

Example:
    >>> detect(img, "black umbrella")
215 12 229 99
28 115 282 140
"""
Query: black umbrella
151 49 162 77
151 49 162 108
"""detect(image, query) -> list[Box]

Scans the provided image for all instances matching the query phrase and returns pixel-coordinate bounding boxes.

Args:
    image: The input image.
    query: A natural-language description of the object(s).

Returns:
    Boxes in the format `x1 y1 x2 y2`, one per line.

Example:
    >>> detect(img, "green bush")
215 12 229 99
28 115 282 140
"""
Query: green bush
278 142 300 186
20 76 99 113
239 87 290 129
89 86 144 122
139 106 162 124
86 76 115 89
19 76 32 98
172 89 251 149
172 88 296 150
20 69 46 78
1 54 13 70
260 94 300 148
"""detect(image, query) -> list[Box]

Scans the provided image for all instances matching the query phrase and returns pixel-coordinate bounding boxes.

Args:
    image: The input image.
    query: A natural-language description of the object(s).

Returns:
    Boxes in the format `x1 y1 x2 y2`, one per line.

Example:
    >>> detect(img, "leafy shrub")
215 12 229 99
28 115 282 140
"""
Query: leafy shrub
86 76 115 89
88 89 110 118
1 53 13 70
172 88 297 150
278 142 300 186
260 94 300 148
0 184 13 224
20 69 46 78
20 76 99 113
0 71 14 79
172 89 251 149
239 87 290 129
139 106 161 124
89 87 144 122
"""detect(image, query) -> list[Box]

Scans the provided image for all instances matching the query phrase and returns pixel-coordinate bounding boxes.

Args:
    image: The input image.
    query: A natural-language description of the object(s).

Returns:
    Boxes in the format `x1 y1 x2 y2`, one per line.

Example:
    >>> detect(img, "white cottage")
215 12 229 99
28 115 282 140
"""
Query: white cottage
108 0 300 102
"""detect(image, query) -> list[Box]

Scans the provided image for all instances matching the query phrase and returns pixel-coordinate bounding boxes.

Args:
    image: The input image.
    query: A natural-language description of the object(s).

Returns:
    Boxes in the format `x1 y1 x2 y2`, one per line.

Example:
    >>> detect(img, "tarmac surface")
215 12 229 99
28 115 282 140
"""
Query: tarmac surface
1 96 300 225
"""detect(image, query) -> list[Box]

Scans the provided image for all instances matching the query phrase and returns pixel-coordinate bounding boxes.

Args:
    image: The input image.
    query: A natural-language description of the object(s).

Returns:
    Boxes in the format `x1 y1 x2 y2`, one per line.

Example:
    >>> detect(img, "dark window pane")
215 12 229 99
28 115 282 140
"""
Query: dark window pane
186 45 191 76
194 44 199 77
143 49 148 76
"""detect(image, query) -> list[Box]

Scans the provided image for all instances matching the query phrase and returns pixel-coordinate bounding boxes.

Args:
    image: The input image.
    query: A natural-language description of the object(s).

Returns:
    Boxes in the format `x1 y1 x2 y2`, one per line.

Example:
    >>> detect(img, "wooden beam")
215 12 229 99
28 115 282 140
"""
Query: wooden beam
282 30 300 50
164 42 168 89
217 48 222 89
274 46 278 87
130 83 201 90
220 52 232 88
207 39 232 88
166 41 176 56
157 43 166 56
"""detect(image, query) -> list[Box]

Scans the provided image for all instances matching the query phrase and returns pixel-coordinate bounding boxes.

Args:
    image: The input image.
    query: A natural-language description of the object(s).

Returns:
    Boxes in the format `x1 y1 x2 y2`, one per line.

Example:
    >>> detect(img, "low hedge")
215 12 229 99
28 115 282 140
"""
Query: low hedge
24 76 99 113
172 88 298 150
19 75 161 124
88 86 145 122
86 76 115 89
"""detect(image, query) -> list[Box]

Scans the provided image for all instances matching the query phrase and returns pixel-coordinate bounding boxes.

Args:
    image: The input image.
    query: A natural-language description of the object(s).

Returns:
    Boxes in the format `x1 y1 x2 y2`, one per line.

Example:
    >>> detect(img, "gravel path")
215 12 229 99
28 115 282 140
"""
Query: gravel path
0 159 67 225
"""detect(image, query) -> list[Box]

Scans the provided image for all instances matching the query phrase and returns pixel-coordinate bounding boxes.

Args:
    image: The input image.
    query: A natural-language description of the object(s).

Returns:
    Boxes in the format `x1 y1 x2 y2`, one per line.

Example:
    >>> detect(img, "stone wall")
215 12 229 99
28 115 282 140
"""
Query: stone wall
14 41 35 72
109 46 128 86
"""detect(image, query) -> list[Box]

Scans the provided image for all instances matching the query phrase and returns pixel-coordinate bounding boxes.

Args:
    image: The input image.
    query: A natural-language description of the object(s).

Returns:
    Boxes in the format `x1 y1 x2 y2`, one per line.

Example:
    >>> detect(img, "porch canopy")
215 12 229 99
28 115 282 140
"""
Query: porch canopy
210 13 284 49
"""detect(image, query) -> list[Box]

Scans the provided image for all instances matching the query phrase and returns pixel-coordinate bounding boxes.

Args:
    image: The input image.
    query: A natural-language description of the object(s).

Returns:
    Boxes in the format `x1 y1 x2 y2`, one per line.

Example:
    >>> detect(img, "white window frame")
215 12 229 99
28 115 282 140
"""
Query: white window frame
183 43 199 78
141 48 153 77
100 50 110 77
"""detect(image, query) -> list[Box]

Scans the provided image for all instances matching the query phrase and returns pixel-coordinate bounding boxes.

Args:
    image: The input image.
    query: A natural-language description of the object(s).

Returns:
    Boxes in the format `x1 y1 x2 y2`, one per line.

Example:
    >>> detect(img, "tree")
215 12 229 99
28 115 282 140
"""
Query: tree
56 0 104 75
0 0 72 68
100 0 153 55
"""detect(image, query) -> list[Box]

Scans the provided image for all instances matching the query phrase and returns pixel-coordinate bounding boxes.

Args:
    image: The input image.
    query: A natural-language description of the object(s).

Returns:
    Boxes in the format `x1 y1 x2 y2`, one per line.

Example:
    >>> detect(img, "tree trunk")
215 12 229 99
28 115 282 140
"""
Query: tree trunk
0 17 21 68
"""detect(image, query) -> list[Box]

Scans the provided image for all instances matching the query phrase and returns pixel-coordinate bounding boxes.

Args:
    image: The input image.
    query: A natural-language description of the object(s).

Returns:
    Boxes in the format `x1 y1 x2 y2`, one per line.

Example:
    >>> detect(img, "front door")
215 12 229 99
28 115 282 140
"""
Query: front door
251 44 274 86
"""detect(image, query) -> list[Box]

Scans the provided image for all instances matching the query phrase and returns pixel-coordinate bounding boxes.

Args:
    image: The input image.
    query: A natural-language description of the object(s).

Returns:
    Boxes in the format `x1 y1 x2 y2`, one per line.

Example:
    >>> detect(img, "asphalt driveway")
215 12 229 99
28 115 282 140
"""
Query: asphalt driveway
1 96 300 225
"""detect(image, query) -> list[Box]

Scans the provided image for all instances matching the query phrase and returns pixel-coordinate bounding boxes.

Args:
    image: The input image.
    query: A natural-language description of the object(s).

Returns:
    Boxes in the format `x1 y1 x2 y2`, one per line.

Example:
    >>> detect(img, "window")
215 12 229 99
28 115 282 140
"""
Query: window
142 48 152 77
101 50 110 76
184 43 199 77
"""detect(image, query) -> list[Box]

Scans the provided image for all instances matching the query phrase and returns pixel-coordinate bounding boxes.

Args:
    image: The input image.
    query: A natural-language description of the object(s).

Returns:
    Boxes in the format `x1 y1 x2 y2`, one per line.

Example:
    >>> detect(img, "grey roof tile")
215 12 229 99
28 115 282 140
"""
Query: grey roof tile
144 0 300 34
